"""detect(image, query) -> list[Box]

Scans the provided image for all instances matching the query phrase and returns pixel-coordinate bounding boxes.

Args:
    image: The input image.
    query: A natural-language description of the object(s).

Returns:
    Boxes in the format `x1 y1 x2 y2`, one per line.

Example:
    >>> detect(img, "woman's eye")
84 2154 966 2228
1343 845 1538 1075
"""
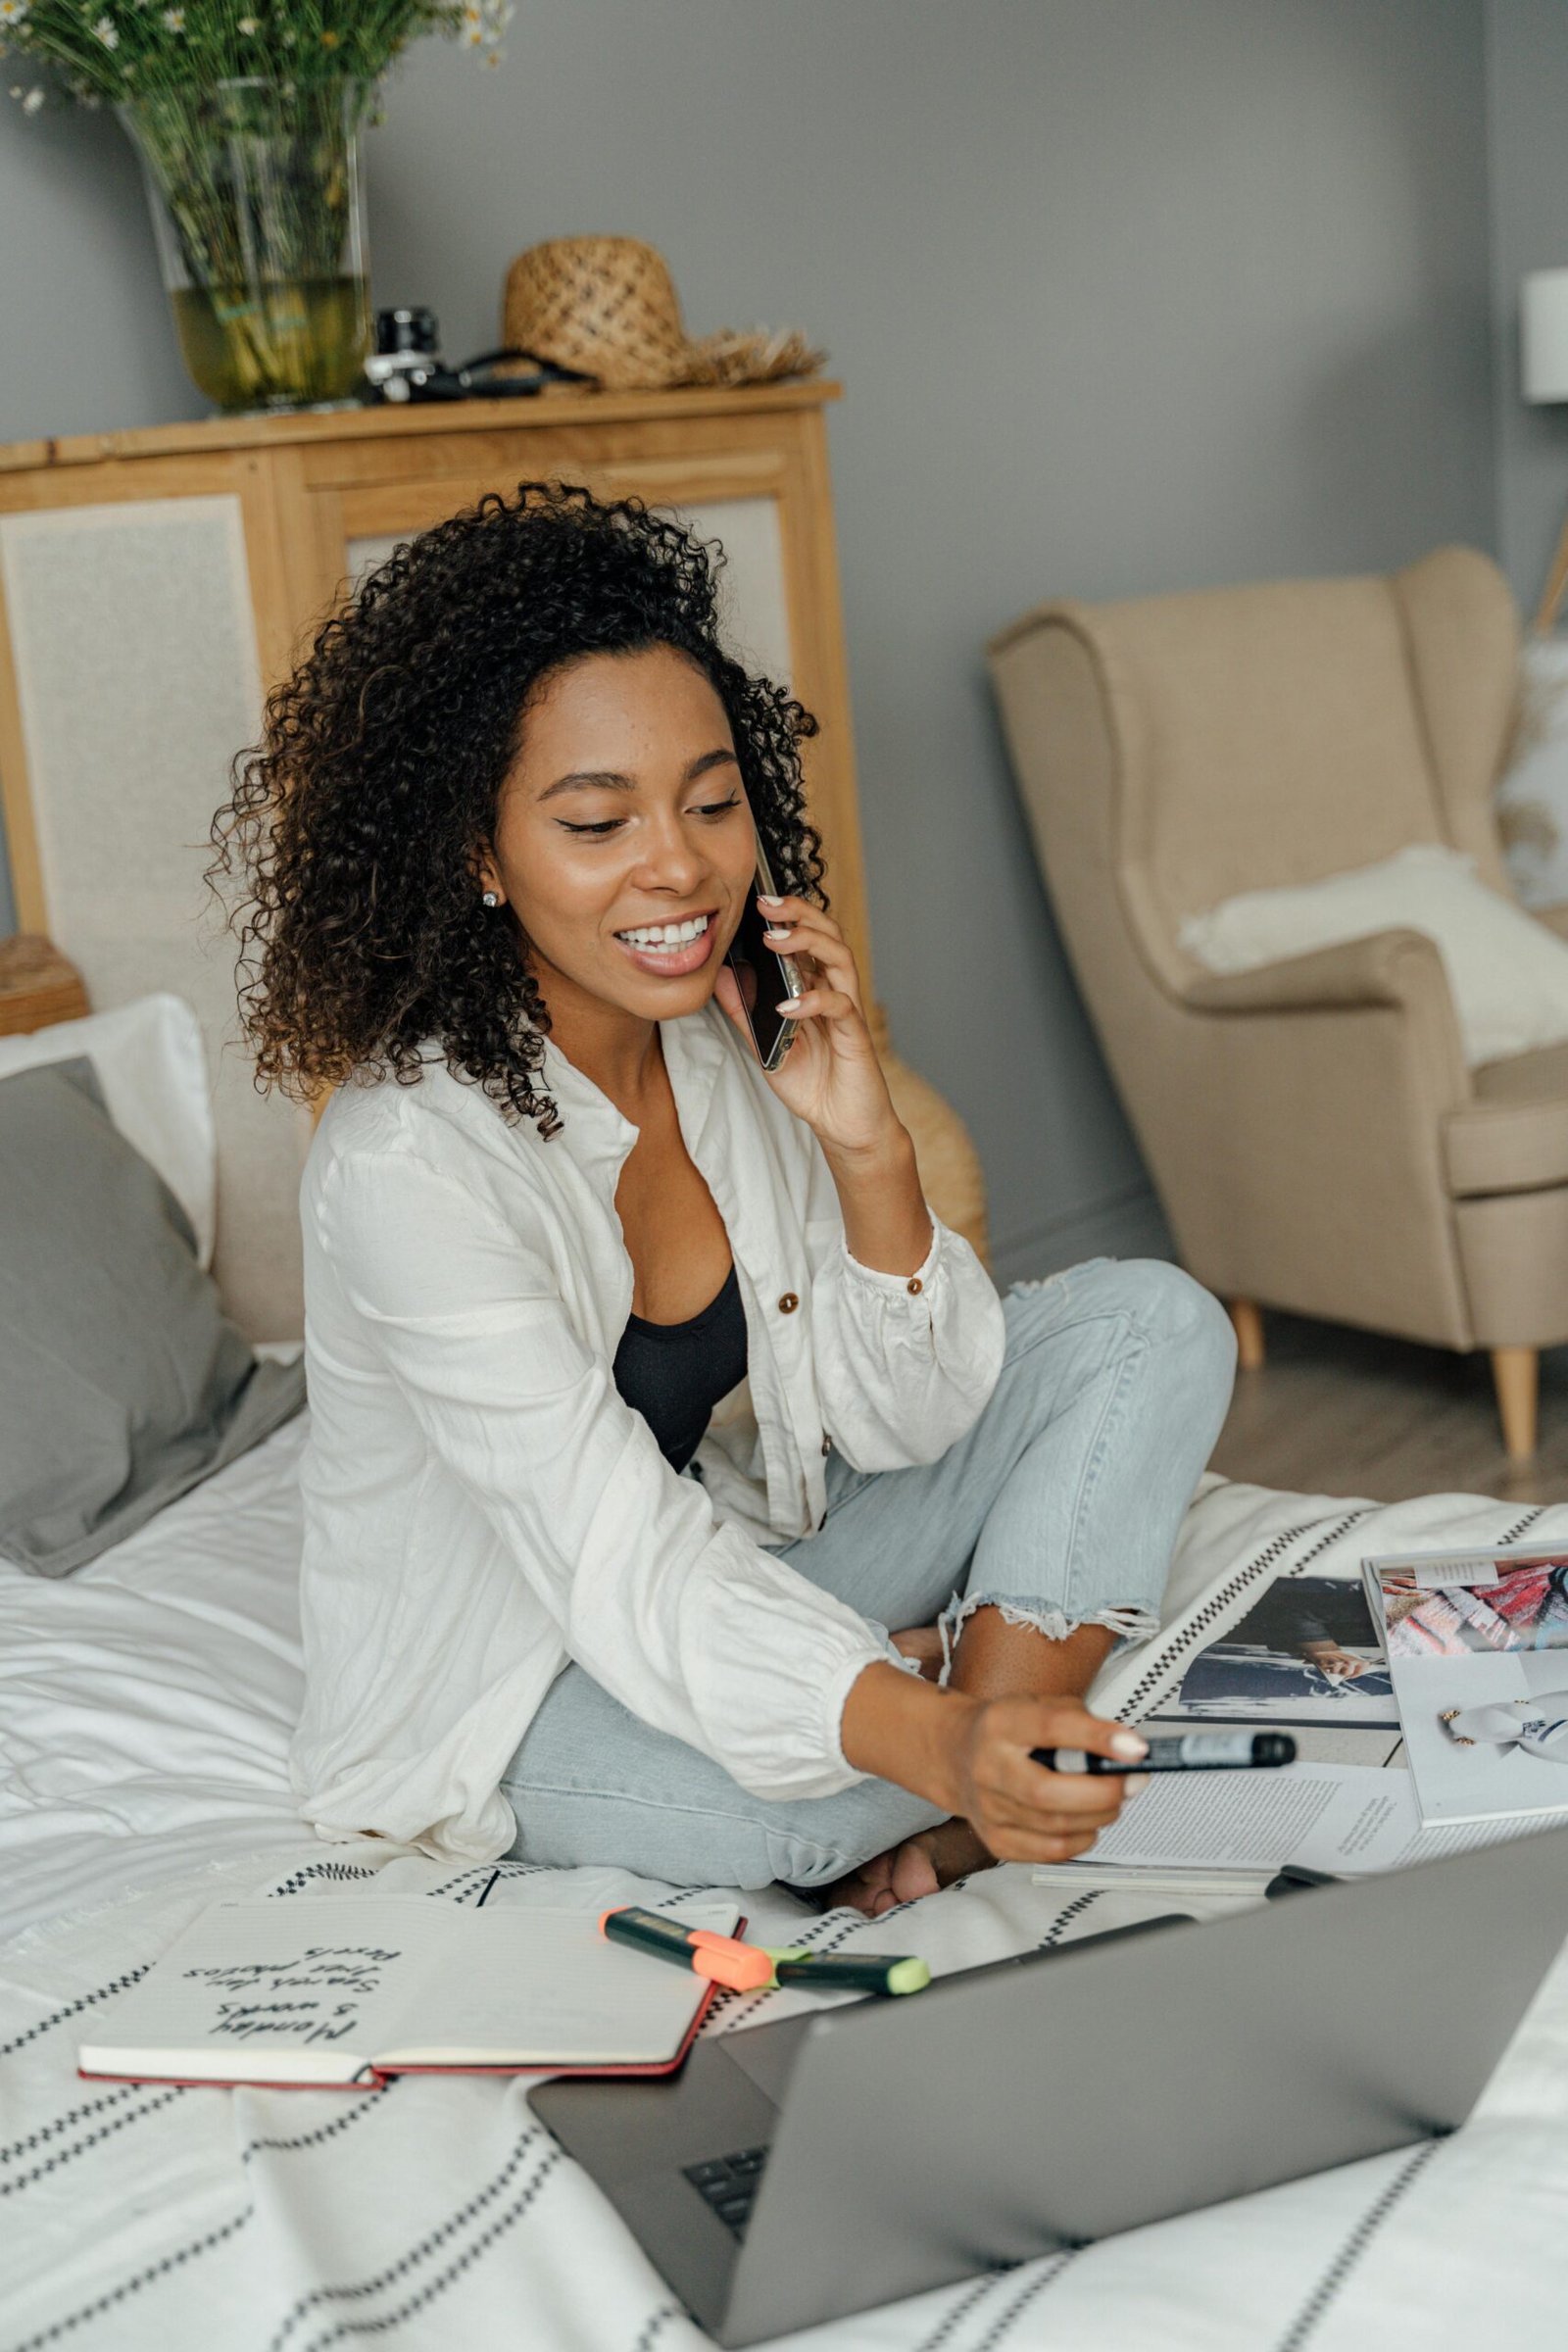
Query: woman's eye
558 796 739 838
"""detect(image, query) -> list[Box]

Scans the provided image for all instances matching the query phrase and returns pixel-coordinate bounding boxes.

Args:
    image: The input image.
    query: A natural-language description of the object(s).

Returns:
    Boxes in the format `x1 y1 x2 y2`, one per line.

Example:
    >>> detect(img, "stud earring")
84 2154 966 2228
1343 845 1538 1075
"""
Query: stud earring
481 890 501 909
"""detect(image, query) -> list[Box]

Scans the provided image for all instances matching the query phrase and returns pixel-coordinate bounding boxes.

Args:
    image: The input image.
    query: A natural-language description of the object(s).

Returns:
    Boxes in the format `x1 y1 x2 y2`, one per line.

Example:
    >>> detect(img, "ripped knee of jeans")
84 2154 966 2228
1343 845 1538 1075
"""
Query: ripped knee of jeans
935 1592 1161 1686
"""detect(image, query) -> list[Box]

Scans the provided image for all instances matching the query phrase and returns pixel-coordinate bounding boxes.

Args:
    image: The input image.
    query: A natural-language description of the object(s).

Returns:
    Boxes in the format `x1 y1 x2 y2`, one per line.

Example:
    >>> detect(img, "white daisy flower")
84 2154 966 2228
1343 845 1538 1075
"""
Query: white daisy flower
93 15 119 46
0 1 31 26
23 83 46 109
236 13 257 28
161 6 185 27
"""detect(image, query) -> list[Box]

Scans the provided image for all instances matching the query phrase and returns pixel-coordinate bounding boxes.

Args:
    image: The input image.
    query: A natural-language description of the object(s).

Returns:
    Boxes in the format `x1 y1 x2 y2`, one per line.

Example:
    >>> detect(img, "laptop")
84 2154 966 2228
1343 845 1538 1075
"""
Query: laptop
530 1825 1568 2347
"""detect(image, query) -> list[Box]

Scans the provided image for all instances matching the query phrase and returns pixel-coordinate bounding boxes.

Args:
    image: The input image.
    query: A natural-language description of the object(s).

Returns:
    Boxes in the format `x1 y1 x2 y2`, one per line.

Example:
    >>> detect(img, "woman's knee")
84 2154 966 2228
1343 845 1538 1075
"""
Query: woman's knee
1004 1257 1236 1421
1015 1257 1231 1366
1119 1259 1236 1385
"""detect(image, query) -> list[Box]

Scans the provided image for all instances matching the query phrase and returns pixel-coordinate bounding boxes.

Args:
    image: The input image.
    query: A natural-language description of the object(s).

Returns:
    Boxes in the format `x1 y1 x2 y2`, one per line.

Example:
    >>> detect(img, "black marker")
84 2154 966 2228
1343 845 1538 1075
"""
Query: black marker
1031 1731 1297 1776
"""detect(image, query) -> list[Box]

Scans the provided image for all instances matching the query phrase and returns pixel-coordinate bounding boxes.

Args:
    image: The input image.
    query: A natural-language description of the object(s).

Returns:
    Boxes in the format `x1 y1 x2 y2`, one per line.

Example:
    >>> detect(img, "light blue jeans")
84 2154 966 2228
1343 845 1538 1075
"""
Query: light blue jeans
501 1258 1237 1890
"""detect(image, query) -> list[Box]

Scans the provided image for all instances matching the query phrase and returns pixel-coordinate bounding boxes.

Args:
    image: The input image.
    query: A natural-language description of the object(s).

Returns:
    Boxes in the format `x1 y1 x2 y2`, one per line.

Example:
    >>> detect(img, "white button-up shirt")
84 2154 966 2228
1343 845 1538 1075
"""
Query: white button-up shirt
291 1004 1005 1862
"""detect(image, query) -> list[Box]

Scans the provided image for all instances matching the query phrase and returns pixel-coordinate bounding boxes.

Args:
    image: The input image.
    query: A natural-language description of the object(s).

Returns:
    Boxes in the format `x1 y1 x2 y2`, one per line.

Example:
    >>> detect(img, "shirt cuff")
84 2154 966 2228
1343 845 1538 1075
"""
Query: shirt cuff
838 1214 944 1299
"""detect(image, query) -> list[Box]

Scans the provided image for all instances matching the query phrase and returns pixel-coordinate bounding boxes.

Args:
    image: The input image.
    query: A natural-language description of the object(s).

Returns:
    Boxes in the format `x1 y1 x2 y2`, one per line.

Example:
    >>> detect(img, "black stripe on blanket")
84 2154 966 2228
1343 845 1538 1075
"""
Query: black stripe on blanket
268 1862 383 1899
908 2263 1015 2352
1272 2135 1446 2352
8 2201 256 2352
0 2083 187 2199
966 2250 1080 2350
0 2081 142 2169
627 2305 686 2352
419 1861 552 1902
284 2145 564 2352
1283 1507 1377 1574
0 1964 151 2061
1035 1890 1103 1949
241 2091 387 2166
265 2123 556 2352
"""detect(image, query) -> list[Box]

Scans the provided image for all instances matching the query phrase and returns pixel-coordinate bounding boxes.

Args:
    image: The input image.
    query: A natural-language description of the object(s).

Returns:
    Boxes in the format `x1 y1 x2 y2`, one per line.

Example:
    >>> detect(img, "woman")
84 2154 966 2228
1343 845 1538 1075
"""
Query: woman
213 482 1236 1915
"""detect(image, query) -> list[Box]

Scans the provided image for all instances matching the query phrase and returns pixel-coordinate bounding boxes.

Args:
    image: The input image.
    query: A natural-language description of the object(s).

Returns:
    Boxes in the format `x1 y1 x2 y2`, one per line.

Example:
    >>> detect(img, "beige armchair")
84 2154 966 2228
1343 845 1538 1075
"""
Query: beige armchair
987 545 1568 1459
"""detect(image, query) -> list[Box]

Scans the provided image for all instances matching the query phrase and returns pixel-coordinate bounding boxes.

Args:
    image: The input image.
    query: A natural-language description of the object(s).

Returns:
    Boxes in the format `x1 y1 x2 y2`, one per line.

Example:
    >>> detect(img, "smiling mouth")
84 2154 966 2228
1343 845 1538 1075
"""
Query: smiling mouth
613 910 719 976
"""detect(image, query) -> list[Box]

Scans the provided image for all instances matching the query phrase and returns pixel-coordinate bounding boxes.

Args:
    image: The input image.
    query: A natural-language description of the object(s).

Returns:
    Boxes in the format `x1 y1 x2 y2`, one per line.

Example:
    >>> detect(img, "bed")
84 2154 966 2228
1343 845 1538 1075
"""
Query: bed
7 1392 1568 2352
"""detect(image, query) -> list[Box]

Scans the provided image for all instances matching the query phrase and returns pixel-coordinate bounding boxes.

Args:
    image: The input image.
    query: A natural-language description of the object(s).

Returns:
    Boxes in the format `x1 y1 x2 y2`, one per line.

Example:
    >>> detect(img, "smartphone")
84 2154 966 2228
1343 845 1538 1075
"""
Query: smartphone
725 838 805 1072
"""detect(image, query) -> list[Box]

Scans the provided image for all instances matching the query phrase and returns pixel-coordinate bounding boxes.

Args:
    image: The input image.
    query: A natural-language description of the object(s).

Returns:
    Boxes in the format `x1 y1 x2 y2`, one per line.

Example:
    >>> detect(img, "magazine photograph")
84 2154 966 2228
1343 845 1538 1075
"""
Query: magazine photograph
1386 1647 1568 1828
1366 1548 1568 1828
1167 1575 1397 1728
1380 1555 1568 1657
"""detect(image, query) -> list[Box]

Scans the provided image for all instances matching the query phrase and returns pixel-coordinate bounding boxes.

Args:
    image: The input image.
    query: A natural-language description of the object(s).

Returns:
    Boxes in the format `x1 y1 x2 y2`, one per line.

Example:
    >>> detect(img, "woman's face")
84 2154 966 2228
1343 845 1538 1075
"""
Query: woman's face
480 644 760 1029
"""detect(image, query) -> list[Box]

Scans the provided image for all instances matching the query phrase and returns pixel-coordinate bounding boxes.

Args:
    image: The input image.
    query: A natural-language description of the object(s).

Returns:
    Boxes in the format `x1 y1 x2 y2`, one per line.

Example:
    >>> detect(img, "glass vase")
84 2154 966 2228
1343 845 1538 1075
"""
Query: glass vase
120 76 373 415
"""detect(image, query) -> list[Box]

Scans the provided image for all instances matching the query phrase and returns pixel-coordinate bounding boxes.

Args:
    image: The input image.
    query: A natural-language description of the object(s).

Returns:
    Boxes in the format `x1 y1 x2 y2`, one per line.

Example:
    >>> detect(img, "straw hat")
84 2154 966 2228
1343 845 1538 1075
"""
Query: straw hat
502 236 824 394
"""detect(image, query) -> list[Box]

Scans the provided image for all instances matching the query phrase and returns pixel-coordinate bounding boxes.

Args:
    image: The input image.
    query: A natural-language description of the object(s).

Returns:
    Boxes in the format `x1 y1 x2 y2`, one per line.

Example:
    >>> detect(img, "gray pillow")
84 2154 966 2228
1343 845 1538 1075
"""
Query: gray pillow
0 1057 305 1577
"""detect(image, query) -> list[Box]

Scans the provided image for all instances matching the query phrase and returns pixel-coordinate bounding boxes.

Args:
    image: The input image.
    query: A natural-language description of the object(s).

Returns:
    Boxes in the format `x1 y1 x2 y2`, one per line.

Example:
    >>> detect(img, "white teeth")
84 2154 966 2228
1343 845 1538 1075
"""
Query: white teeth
618 914 710 948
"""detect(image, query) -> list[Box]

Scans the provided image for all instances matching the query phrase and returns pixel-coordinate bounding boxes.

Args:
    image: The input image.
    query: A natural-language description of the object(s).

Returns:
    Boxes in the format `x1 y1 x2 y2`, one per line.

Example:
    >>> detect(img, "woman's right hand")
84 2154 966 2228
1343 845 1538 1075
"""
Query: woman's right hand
841 1663 1149 1865
942 1694 1148 1864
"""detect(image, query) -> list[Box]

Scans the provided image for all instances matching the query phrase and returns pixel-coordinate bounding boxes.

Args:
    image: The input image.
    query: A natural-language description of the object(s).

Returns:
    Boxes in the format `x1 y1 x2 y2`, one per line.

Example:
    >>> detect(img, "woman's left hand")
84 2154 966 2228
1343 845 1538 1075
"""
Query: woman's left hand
713 893 903 1157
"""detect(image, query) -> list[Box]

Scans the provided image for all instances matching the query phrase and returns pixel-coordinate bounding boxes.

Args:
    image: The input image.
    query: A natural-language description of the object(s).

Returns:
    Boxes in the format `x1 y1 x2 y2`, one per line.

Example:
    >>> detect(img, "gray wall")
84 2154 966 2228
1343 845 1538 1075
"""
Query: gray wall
1487 0 1568 621
0 1 1498 1280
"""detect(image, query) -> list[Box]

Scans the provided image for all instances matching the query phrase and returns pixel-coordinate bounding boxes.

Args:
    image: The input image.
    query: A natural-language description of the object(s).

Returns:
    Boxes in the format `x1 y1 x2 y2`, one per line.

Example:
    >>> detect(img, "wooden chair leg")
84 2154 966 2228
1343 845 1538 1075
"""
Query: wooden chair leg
1492 1347 1540 1461
1228 1298 1265 1372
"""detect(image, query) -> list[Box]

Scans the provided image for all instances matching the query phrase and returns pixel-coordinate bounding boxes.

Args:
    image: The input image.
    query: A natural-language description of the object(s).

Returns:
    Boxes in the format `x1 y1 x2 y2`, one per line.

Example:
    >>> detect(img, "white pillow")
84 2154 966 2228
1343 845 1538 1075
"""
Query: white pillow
1179 844 1568 1068
0 993 217 1264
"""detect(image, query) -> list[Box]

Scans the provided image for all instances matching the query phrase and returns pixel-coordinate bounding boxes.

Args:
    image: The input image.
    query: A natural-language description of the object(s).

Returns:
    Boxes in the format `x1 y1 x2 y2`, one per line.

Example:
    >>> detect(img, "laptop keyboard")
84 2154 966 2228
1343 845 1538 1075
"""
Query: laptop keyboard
683 2144 771 2238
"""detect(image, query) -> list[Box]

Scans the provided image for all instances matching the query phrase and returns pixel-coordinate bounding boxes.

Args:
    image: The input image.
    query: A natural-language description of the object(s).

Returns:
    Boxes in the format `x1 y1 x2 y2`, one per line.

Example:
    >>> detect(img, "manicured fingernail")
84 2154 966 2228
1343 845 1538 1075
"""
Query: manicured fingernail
776 997 805 1014
758 893 784 906
1124 1773 1152 1795
1109 1731 1148 1761
763 926 792 940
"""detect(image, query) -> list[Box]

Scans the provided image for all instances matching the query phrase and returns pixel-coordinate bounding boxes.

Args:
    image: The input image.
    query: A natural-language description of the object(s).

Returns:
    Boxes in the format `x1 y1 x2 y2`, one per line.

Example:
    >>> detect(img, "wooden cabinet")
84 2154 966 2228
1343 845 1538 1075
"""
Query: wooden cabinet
0 384 984 1337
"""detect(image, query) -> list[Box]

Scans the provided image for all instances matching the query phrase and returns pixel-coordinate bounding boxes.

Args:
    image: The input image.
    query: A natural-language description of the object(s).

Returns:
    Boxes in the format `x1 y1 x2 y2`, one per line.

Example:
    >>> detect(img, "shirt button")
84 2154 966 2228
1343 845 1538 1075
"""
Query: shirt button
906 1276 923 1296
778 1292 799 1314
821 1434 831 1455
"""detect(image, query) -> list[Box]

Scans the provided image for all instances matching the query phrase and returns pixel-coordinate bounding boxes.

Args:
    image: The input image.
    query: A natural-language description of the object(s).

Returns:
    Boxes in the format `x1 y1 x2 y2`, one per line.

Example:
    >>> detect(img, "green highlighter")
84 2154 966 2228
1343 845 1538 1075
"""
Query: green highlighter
764 1947 931 1996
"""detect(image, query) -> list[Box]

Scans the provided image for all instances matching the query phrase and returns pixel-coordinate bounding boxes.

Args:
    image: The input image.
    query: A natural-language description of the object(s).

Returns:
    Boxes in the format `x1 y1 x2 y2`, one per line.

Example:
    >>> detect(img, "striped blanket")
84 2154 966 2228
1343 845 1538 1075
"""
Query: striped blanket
5 1474 1568 2351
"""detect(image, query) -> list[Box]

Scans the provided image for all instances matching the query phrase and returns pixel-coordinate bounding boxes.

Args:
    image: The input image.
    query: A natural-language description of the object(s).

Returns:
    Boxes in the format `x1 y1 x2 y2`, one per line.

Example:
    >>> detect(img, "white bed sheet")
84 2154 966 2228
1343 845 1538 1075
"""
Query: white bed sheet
6 1428 1568 2349
0 1416 312 1942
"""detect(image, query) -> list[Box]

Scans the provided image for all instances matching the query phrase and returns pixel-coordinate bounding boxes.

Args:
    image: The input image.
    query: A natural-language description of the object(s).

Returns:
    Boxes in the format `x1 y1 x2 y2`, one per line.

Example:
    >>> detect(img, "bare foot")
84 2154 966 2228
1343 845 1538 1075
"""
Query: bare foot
816 1817 994 1917
890 1624 944 1682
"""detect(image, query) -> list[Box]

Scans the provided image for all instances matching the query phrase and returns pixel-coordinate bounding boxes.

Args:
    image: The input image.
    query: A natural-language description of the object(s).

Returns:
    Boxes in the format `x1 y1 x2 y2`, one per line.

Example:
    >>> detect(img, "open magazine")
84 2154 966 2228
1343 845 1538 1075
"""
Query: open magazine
1157 1574 1396 1729
1363 1545 1568 1828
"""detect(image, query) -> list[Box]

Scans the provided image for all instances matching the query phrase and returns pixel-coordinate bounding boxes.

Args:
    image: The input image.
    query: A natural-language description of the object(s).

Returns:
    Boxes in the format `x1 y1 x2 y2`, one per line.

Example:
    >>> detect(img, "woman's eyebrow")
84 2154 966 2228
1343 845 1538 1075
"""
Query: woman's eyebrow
537 747 739 802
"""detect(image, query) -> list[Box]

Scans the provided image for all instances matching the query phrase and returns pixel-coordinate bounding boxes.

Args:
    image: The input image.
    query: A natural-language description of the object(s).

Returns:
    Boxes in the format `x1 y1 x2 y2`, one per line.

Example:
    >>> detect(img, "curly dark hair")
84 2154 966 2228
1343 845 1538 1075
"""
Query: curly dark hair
209 480 827 1138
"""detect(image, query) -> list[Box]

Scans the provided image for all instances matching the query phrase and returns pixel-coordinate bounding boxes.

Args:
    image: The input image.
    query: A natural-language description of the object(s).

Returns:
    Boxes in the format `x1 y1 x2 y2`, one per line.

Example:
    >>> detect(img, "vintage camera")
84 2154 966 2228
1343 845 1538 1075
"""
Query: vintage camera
362 308 451 401
361 308 593 404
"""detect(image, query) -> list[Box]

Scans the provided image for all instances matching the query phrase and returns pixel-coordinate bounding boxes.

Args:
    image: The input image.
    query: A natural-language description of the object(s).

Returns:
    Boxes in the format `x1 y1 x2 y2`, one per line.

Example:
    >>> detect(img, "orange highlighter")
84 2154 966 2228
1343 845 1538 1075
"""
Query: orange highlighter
601 1904 772 1991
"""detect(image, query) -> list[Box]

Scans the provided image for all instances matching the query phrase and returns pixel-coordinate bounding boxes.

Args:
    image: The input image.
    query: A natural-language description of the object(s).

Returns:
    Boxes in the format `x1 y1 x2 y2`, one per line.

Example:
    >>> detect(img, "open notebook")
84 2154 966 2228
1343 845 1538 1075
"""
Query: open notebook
77 1897 742 2089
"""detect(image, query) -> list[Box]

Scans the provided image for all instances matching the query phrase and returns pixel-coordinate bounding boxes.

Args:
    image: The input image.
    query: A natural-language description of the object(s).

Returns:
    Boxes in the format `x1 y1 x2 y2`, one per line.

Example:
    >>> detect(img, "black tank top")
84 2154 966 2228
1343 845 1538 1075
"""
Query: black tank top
612 1262 750 1474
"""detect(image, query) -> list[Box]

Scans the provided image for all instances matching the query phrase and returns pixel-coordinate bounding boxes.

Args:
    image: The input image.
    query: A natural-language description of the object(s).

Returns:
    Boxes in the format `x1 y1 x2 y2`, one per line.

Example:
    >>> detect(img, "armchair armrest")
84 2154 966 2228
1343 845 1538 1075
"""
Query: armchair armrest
1175 925 1469 1127
1150 926 1472 1342
1179 927 1457 1016
1533 903 1568 947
